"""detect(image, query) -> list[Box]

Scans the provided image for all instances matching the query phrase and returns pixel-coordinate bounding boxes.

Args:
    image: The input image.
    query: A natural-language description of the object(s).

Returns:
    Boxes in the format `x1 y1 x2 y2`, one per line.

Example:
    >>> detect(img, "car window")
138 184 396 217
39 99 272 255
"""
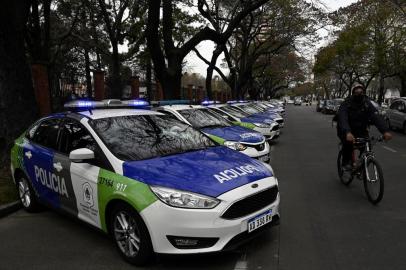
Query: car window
209 108 234 121
156 110 179 120
390 101 399 110
30 118 61 150
239 105 261 114
59 119 97 155
399 102 406 112
221 106 249 118
178 108 232 129
90 115 216 161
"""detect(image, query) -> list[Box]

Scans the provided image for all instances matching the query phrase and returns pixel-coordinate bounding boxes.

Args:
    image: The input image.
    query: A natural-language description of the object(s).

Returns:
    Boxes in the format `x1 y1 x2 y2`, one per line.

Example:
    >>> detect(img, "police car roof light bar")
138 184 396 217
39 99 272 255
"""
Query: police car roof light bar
123 99 151 108
64 100 103 115
201 100 221 106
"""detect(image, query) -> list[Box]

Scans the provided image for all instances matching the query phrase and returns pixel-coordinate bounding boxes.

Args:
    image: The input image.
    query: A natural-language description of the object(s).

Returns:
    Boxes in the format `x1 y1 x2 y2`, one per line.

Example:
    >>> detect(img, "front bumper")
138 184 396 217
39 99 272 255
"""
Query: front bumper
141 177 280 254
253 125 279 141
240 141 270 160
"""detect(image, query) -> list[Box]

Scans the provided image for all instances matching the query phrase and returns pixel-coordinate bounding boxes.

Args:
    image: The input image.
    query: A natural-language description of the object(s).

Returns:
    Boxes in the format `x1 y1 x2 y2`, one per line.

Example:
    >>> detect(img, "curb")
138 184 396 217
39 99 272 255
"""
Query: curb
0 201 22 218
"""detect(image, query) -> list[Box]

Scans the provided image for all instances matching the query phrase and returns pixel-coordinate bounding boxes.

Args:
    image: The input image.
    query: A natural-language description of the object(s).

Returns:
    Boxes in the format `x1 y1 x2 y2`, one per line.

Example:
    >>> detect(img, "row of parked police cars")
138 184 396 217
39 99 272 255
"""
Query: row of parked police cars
10 98 285 265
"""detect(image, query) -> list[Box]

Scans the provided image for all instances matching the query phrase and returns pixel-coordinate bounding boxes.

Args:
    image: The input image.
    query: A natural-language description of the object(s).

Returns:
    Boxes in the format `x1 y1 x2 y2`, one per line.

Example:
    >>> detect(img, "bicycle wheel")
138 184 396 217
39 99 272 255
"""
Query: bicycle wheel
337 150 353 185
363 158 384 204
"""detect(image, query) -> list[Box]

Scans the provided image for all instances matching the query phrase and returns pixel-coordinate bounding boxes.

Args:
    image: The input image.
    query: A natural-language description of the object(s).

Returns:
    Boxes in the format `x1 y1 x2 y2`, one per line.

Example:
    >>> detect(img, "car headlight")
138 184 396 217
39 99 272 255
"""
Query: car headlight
253 122 269 128
150 186 220 209
224 141 247 151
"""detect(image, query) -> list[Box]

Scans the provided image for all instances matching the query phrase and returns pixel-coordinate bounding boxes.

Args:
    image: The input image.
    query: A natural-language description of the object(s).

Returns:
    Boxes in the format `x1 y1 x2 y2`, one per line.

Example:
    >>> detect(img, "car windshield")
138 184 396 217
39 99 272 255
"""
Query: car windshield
221 106 249 118
238 105 262 114
334 99 343 105
251 104 266 112
91 115 216 161
178 108 232 129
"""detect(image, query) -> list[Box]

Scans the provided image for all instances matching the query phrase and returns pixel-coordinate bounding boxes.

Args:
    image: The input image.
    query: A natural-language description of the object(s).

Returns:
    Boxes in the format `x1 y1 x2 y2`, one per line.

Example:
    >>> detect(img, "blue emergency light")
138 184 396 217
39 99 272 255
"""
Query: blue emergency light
201 100 221 106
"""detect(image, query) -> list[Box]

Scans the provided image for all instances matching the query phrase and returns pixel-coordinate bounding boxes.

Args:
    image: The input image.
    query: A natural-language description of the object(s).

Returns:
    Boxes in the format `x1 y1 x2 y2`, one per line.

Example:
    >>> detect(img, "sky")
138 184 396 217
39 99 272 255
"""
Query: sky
184 0 360 77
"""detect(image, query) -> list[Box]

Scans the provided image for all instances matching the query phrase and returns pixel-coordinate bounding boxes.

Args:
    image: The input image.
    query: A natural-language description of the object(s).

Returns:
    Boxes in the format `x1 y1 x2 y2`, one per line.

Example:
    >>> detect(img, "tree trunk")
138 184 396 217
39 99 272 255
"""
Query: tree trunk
146 58 152 99
0 0 38 166
84 48 92 98
205 46 223 100
378 71 385 104
161 66 182 100
400 73 406 97
110 41 122 98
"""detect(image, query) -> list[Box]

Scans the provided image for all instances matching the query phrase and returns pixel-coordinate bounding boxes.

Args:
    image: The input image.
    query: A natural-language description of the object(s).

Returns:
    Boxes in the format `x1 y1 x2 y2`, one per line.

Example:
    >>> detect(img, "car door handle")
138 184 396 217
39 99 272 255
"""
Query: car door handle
53 162 63 172
25 151 32 159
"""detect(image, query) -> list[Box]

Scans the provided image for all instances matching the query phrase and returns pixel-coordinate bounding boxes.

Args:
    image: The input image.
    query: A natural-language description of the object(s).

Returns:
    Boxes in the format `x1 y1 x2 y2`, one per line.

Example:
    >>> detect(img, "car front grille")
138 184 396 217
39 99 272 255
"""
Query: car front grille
271 125 280 131
221 186 279 219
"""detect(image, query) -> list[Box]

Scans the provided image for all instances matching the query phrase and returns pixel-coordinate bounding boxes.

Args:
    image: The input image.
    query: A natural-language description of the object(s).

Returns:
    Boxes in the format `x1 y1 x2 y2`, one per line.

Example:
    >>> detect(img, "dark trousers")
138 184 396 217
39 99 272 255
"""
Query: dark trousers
340 138 353 165
339 130 368 166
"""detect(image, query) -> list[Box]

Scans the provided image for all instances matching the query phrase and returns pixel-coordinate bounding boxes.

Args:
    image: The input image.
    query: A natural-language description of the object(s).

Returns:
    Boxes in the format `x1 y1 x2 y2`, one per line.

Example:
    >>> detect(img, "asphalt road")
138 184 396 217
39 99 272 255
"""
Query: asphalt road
1 105 406 270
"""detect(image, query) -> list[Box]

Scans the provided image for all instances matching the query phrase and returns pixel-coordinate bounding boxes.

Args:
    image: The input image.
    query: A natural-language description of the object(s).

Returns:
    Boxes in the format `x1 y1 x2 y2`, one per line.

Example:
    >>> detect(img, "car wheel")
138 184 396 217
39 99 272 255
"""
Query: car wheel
16 175 39 212
110 203 154 265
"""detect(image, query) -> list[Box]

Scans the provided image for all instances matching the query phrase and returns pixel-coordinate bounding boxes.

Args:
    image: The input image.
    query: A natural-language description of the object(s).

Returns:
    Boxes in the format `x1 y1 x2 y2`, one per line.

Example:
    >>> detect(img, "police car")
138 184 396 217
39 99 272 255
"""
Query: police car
231 102 285 128
203 102 280 141
10 100 280 265
153 104 270 162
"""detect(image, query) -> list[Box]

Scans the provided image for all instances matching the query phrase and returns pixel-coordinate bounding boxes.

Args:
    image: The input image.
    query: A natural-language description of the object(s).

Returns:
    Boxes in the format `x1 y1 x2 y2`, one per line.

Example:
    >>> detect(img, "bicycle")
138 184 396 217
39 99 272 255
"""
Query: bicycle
337 136 385 204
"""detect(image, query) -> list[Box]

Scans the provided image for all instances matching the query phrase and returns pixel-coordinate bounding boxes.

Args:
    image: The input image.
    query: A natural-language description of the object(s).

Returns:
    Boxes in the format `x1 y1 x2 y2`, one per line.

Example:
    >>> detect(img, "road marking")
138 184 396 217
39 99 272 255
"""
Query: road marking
382 146 397 153
234 253 248 270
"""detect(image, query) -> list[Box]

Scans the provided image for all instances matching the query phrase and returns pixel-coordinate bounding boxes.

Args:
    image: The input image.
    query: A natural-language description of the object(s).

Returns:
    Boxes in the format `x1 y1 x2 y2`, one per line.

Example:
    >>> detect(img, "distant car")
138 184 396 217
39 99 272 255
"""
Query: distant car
287 100 294 105
316 100 325 112
322 99 337 114
385 98 406 133
294 99 302 106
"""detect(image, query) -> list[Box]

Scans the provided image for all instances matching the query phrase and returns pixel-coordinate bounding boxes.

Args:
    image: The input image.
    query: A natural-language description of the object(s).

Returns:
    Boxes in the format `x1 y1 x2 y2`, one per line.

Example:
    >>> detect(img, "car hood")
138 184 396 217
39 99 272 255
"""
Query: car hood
241 116 276 125
201 125 264 143
248 113 280 122
123 146 273 197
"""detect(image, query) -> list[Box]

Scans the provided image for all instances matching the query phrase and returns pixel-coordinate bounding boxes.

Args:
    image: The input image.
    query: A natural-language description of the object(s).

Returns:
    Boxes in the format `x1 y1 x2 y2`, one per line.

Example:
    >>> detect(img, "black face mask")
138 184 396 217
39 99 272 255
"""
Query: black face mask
352 94 364 104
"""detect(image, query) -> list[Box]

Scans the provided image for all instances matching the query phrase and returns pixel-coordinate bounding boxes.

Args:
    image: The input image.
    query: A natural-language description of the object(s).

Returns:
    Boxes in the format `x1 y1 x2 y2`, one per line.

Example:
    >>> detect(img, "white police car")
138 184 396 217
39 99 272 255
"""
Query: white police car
153 104 271 162
205 103 280 140
231 102 285 128
10 100 280 265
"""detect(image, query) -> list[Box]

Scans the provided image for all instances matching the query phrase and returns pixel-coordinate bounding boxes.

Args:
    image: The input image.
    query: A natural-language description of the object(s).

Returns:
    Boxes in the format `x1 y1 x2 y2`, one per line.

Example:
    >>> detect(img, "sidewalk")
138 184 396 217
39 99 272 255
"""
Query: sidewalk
0 168 20 216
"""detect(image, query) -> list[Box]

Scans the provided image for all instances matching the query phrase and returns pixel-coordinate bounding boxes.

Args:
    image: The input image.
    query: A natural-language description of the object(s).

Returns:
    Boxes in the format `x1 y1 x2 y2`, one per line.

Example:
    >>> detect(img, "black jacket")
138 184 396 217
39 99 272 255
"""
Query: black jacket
337 97 389 137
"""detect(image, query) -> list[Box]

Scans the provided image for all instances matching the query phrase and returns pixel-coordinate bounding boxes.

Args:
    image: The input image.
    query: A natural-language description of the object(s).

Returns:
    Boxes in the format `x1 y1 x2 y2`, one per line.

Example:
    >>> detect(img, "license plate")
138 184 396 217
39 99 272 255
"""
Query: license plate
248 209 272 233
258 155 269 162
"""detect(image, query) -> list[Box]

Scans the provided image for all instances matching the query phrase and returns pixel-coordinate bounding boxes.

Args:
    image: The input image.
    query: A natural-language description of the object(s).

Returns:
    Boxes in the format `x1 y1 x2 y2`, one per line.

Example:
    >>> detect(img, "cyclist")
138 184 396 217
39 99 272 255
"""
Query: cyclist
336 85 392 170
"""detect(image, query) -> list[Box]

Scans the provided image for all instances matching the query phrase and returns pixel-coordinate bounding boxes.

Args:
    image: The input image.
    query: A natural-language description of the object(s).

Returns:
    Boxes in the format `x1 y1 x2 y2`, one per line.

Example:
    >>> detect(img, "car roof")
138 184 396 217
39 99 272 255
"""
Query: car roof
77 108 162 120
158 105 205 111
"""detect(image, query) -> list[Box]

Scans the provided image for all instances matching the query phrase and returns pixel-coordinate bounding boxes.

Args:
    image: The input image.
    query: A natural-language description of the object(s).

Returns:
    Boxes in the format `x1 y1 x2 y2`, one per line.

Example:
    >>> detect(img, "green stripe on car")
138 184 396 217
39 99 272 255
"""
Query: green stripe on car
97 168 157 232
232 121 256 129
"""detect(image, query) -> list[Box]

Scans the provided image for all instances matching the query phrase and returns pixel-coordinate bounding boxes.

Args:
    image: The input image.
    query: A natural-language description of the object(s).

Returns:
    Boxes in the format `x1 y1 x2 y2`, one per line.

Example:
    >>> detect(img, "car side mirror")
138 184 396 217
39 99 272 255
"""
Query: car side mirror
69 148 95 163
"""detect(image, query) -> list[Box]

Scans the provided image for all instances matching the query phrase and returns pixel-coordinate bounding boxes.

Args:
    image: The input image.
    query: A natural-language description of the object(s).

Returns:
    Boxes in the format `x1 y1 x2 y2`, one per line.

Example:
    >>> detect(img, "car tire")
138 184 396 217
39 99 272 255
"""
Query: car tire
110 202 154 266
16 174 40 212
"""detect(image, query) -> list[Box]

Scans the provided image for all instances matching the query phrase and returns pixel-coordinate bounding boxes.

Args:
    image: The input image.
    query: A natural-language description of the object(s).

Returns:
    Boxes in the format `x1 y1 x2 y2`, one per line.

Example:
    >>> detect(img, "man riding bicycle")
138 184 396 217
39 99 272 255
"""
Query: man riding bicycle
336 85 392 170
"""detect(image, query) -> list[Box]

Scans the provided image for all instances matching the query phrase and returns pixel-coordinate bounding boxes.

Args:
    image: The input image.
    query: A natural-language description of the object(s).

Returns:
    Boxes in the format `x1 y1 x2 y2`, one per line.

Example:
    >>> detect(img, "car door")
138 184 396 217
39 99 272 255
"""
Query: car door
390 101 403 128
24 118 68 208
57 117 113 228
